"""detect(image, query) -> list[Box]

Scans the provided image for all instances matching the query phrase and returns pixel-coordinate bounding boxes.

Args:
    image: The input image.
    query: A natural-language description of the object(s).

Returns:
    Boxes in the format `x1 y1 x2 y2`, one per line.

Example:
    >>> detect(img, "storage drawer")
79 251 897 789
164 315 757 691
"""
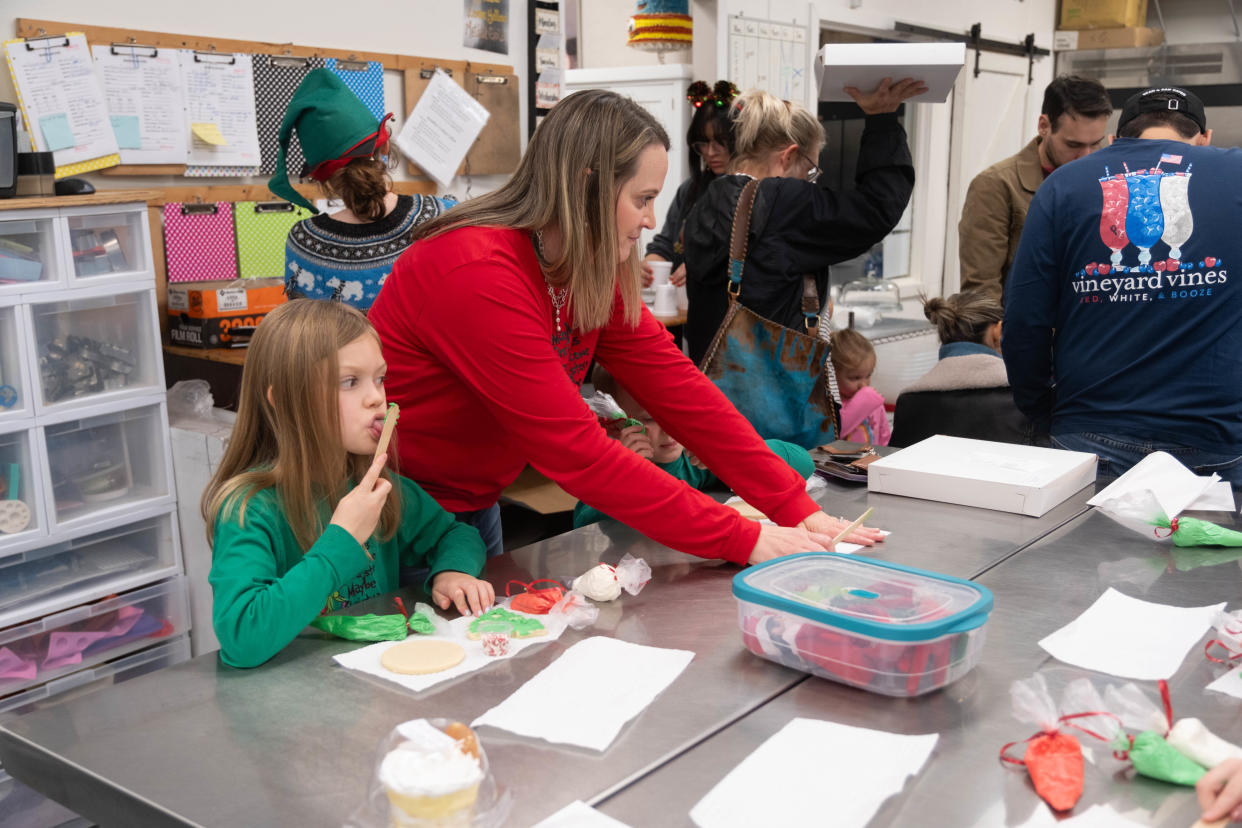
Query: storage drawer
26 287 162 413
0 510 181 621
0 210 65 296
0 425 45 551
0 303 32 421
64 205 150 285
39 400 173 529
0 576 188 701
0 634 190 716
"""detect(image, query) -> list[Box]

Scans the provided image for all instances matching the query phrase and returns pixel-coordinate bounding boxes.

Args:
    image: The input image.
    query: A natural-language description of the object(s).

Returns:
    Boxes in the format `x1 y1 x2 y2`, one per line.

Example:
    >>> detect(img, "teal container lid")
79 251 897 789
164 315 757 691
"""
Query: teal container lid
732 553 993 642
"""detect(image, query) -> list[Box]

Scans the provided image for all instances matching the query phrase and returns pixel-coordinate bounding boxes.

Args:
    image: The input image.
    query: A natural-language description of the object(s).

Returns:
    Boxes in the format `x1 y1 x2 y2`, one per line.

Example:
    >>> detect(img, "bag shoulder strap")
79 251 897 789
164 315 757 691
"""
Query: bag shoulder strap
726 178 759 298
726 177 821 334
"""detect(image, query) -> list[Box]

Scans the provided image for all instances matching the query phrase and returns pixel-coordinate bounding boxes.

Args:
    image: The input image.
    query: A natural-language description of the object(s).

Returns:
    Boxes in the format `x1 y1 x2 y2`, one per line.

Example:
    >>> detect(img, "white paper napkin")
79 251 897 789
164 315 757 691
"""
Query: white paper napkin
332 606 565 693
1087 451 1219 517
532 800 632 828
1188 480 1238 512
471 636 694 751
689 718 937 828
1207 666 1242 700
1038 588 1224 680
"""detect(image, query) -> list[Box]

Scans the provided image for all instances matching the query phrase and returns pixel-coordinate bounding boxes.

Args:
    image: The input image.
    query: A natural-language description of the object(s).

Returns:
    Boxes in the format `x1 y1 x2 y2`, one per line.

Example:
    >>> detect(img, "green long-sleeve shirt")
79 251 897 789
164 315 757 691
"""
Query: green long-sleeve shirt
209 475 485 668
572 439 816 529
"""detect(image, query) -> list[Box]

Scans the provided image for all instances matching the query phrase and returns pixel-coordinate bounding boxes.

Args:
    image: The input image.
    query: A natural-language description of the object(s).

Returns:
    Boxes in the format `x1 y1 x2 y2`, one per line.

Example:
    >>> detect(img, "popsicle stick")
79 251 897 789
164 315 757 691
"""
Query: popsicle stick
831 507 874 545
374 403 399 462
1190 818 1228 828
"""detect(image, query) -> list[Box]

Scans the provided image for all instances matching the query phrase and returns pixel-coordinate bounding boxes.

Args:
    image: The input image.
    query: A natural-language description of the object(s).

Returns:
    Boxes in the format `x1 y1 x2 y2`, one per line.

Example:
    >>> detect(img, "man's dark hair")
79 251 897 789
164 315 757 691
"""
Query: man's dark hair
1117 110 1201 139
1042 75 1111 127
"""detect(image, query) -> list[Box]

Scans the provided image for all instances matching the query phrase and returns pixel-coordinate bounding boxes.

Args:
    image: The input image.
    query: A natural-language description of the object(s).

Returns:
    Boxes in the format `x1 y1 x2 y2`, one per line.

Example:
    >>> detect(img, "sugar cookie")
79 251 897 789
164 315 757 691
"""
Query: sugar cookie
381 639 466 675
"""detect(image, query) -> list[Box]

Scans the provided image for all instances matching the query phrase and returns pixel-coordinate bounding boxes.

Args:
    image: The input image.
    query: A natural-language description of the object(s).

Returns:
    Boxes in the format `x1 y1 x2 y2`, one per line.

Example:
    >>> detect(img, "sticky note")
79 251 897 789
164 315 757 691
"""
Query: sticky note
191 122 228 146
38 113 75 152
109 115 142 149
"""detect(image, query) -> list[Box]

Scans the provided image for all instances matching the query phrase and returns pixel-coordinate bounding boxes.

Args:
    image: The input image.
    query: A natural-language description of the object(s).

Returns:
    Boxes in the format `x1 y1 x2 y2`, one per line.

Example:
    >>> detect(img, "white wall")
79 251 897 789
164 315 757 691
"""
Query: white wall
1 1 531 196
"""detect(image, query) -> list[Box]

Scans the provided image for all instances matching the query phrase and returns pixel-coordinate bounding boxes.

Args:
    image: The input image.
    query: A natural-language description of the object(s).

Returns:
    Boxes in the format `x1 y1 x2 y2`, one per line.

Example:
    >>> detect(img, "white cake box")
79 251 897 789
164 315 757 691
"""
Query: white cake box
867 435 1097 517
816 42 965 103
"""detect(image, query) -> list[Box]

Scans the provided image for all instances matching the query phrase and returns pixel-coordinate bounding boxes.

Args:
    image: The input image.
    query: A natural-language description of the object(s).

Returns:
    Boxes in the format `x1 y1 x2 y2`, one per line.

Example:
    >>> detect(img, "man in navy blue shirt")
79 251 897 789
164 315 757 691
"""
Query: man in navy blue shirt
1004 86 1242 484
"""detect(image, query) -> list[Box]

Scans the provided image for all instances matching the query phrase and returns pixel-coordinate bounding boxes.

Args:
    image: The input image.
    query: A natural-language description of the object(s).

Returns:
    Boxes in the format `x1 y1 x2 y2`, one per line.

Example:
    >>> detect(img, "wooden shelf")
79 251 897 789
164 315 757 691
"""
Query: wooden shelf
163 344 248 366
0 189 160 212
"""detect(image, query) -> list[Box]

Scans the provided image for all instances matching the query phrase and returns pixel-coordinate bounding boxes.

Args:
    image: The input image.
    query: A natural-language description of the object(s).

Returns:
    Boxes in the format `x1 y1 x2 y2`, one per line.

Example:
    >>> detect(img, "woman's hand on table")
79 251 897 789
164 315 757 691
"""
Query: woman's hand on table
844 77 929 115
1197 758 1242 823
798 510 886 546
431 572 495 617
748 524 836 565
670 263 687 287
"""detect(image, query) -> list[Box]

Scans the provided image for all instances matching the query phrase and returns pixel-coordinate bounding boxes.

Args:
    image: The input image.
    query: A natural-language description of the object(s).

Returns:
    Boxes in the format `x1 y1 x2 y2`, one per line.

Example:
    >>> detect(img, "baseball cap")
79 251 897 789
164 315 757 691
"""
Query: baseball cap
1117 86 1207 134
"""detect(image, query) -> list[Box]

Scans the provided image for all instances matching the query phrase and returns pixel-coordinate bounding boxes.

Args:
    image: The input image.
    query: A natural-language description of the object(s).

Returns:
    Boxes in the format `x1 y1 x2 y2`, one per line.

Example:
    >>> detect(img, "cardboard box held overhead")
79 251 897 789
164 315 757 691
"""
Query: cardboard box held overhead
1059 0 1148 30
866 435 1097 517
816 43 965 104
1054 27 1163 49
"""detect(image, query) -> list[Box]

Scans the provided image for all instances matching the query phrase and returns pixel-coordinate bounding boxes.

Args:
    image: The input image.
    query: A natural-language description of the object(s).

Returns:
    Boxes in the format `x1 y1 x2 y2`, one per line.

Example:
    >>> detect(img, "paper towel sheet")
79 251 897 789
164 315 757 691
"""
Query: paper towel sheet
532 800 632 828
689 717 937 828
472 636 694 751
1039 588 1223 680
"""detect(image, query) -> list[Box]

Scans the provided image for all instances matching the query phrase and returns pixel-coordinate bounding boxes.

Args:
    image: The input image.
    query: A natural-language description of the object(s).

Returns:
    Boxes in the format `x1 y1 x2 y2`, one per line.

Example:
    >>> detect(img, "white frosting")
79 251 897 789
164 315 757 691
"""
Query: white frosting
573 564 622 602
1167 717 1242 768
380 743 483 797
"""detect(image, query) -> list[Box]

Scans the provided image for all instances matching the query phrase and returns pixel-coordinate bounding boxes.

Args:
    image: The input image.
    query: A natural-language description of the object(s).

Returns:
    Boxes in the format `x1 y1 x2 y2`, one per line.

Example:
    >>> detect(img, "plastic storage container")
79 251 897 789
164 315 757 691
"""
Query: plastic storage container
65 206 149 285
39 400 173 529
0 425 43 550
0 303 32 421
0 576 188 702
0 210 63 295
0 510 180 619
732 553 993 697
26 287 162 412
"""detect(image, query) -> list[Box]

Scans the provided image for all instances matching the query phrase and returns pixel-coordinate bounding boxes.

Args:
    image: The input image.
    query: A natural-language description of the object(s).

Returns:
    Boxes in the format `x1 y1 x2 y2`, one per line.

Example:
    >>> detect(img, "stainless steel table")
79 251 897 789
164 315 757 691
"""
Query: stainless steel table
0 481 1098 827
600 505 1242 827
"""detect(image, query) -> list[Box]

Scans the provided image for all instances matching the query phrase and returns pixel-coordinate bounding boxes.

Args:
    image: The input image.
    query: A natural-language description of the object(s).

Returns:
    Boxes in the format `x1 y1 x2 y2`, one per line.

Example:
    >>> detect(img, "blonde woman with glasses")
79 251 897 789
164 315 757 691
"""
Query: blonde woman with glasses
368 89 884 568
682 79 925 364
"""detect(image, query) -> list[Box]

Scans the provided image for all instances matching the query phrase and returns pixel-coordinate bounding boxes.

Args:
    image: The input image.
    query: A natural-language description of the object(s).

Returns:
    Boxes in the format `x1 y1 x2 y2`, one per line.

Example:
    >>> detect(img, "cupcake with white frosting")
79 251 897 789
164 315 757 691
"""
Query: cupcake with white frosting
379 724 484 827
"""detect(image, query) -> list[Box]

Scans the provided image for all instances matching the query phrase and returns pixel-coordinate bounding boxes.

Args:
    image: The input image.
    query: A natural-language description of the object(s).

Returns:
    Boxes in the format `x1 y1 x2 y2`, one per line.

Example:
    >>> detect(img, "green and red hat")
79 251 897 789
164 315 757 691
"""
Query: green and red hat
268 68 392 213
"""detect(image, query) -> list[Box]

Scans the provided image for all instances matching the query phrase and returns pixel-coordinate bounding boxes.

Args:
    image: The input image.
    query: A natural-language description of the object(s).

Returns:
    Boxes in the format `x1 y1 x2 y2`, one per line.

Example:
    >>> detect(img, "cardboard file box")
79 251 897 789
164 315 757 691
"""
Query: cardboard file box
1059 0 1147 29
816 43 965 104
167 278 286 349
867 435 1097 517
1054 27 1163 50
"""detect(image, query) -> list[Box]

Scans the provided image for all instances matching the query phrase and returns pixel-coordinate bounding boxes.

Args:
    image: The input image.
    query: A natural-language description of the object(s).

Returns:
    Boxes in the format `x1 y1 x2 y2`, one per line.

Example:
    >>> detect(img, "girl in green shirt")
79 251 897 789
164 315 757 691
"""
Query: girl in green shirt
203 300 492 668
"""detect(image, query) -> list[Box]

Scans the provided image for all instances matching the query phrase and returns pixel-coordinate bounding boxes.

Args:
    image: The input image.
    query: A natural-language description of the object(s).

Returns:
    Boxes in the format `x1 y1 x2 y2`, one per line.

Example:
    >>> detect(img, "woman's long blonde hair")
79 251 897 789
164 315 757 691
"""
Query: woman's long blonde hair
202 299 401 551
412 89 669 332
730 88 824 167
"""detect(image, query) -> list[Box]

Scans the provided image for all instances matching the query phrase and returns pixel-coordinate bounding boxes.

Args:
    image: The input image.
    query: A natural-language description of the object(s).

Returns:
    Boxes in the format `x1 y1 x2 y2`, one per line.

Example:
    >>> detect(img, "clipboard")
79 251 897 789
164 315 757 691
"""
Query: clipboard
326 56 385 121
462 62 519 176
163 202 239 283
252 53 326 176
234 200 313 279
402 59 467 178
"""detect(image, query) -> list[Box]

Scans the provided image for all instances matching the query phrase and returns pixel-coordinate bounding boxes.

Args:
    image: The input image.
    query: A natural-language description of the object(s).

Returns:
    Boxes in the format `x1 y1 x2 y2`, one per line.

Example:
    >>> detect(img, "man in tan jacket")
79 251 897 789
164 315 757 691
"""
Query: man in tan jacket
958 76 1111 299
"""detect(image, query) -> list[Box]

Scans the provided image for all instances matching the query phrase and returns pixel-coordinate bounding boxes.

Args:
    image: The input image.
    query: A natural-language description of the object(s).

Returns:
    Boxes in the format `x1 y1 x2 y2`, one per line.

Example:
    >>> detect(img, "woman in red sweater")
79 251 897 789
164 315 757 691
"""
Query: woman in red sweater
368 89 881 566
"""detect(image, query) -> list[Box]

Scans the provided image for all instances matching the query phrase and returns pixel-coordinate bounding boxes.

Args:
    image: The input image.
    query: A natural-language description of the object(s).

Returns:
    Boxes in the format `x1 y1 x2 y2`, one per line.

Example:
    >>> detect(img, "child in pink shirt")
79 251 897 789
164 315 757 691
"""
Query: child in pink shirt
831 328 891 446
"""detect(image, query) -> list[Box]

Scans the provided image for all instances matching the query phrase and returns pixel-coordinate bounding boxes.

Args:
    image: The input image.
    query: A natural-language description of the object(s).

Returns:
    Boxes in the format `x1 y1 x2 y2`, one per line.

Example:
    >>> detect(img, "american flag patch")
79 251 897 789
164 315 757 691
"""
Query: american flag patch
1160 153 1183 164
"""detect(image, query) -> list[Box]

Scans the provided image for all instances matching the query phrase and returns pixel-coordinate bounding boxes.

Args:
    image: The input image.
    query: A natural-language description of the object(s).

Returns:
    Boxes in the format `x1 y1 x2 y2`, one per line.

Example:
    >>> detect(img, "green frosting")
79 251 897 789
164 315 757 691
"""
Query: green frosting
1156 516 1242 548
1129 730 1206 786
310 613 408 642
468 607 545 637
407 611 435 635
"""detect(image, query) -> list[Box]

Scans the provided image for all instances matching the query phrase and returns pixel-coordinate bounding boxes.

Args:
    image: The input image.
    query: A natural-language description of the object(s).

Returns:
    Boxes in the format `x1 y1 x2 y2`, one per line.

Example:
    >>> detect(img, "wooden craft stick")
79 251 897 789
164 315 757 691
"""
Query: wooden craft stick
1190 818 1228 828
831 507 874 546
374 402 399 462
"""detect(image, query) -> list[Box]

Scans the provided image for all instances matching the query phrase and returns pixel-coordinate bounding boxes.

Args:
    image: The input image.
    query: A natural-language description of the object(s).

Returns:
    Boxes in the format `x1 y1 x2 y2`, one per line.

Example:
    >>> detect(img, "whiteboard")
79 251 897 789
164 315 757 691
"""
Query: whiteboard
726 14 812 105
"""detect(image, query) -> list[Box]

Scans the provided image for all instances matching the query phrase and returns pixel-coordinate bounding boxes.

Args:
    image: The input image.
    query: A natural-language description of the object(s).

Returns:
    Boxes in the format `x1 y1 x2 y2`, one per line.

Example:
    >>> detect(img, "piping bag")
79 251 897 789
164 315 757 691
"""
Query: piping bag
1001 674 1085 812
584 390 643 431
1096 489 1242 547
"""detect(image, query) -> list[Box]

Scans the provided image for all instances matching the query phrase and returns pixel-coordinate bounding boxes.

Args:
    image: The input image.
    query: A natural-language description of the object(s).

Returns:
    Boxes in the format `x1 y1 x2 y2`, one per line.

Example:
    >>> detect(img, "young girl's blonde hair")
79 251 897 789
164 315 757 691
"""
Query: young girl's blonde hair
410 89 669 333
730 88 825 167
202 299 401 551
830 328 876 373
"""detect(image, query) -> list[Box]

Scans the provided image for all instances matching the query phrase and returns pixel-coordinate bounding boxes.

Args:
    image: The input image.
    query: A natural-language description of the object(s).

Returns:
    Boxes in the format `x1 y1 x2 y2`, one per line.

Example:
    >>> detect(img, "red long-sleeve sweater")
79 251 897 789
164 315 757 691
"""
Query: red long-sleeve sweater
367 226 820 564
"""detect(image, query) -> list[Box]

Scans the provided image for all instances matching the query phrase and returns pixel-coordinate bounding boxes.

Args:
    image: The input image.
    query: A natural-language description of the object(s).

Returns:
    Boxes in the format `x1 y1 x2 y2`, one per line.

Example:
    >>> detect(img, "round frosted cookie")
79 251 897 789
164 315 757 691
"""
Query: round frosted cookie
381 639 466 675
0 500 31 534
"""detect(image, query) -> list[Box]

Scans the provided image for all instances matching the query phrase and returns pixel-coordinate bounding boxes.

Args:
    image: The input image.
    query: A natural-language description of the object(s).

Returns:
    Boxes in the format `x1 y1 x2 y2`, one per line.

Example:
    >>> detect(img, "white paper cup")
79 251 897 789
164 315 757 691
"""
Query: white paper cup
653 284 678 315
649 260 672 287
676 284 688 312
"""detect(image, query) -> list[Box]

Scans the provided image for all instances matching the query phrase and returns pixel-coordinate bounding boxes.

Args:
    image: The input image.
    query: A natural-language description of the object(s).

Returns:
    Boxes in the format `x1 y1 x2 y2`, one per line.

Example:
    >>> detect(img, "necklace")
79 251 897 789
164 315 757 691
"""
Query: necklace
534 229 568 333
